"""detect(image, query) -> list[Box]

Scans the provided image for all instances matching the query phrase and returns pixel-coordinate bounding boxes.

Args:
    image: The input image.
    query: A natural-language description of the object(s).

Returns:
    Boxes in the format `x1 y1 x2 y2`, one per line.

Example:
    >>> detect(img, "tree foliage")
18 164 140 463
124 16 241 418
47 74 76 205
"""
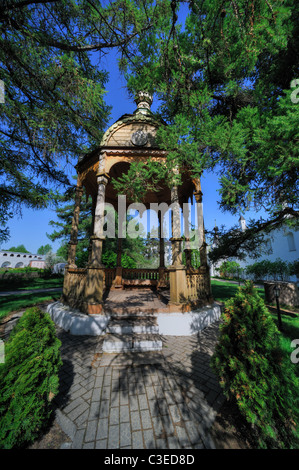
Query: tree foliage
5 244 29 253
118 0 299 257
0 0 162 242
37 244 52 255
218 260 241 278
245 258 292 282
47 185 93 267
47 184 150 268
1 0 298 259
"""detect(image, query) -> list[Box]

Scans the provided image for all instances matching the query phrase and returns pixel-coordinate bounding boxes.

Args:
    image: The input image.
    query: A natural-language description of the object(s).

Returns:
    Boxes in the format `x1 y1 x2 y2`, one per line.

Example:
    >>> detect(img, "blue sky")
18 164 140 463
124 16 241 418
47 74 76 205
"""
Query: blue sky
1 48 264 255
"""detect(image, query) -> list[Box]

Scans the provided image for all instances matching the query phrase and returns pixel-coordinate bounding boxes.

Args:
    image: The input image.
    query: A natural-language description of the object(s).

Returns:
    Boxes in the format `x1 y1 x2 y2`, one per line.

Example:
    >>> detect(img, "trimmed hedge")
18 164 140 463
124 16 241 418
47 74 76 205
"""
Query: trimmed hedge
0 307 62 449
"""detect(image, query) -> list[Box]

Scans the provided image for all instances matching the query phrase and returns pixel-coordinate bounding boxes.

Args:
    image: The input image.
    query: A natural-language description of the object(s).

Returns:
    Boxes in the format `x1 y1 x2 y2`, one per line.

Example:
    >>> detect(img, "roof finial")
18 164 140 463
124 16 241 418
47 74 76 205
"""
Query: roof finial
134 91 153 110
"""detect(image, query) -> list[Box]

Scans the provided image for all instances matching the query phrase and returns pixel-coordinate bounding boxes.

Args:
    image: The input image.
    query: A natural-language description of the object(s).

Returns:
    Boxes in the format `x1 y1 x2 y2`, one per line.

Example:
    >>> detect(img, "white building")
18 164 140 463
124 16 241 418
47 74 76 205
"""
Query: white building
0 251 46 269
209 216 299 282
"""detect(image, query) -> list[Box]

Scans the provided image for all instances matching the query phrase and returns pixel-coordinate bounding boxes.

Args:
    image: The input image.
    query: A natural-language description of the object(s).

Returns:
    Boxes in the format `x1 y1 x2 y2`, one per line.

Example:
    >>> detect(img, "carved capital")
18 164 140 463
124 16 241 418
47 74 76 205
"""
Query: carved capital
96 172 109 185
194 190 203 203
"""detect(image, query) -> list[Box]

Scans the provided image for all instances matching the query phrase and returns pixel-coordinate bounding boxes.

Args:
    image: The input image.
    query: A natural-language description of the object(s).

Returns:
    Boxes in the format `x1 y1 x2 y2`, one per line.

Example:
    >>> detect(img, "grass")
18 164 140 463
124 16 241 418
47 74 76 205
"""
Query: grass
211 278 265 302
0 291 62 321
0 276 64 292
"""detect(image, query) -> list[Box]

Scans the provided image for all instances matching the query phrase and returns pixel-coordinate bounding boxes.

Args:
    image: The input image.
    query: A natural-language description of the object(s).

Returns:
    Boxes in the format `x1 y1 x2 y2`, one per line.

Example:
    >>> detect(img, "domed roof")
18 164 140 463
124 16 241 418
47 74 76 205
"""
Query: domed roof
100 92 164 147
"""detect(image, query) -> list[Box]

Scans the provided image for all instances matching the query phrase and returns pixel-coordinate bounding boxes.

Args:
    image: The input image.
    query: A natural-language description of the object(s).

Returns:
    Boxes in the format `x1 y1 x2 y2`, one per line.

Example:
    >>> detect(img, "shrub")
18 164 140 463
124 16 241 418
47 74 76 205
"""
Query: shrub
245 260 272 281
0 307 62 449
211 281 299 448
268 258 291 281
219 260 241 279
245 258 291 282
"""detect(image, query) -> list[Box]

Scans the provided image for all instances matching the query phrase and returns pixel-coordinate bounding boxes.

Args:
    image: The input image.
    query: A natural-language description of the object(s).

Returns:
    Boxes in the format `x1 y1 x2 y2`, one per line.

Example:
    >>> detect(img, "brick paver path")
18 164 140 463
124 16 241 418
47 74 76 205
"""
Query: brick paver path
53 320 225 449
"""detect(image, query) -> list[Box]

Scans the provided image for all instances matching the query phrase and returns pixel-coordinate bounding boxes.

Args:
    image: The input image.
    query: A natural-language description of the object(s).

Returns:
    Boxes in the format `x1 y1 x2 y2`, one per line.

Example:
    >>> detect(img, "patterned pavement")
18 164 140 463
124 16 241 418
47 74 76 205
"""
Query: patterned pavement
52 320 225 449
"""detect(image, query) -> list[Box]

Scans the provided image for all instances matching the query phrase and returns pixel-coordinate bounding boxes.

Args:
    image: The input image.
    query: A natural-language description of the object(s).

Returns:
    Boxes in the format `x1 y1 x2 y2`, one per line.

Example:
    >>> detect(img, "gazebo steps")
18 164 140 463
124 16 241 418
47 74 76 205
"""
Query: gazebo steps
107 316 159 335
102 333 163 353
103 307 163 315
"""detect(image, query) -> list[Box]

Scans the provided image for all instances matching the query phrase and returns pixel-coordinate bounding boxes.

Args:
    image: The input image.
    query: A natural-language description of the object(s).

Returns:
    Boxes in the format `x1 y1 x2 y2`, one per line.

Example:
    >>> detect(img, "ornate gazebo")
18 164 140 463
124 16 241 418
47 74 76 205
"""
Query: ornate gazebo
62 92 213 315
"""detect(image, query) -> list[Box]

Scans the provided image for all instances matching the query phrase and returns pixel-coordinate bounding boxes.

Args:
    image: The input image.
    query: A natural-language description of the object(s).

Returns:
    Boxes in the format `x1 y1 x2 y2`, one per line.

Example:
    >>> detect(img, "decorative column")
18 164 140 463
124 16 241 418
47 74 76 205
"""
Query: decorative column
158 211 165 268
183 197 192 269
88 194 97 264
62 184 84 305
83 172 109 314
157 211 166 288
193 187 207 267
194 180 213 302
112 236 123 289
67 184 84 268
170 185 183 266
169 185 188 305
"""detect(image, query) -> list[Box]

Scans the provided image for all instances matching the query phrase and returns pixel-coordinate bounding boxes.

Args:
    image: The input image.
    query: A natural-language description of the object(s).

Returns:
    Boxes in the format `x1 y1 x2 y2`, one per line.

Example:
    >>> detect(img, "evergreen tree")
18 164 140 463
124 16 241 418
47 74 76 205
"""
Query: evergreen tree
211 281 299 448
37 244 52 255
47 186 93 268
6 244 29 253
116 0 299 258
0 307 62 449
2 1 298 259
47 185 149 268
0 0 160 242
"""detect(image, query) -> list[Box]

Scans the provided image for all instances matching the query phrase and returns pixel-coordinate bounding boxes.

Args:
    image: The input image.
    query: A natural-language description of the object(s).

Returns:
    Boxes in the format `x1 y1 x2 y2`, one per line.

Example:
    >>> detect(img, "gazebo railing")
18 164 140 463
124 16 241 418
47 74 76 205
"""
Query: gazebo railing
64 268 87 306
64 267 171 293
104 268 116 287
103 267 170 287
122 268 160 281
185 269 210 302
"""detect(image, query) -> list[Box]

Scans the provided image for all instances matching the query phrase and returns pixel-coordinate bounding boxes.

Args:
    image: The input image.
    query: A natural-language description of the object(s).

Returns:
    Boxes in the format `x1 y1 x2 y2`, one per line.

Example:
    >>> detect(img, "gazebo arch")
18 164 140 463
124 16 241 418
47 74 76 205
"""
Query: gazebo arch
62 92 213 315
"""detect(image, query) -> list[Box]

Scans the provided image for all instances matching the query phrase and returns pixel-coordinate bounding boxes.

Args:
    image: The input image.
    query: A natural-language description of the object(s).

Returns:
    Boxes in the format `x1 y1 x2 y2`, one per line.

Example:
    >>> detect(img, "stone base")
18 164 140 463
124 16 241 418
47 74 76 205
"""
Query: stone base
47 302 109 336
156 303 221 336
47 301 222 337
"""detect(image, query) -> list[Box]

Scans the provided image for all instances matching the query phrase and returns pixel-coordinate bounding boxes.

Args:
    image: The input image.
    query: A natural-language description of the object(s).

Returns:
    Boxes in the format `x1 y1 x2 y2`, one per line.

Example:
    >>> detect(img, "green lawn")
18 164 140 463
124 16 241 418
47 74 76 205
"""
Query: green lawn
0 276 64 292
0 291 62 320
211 279 265 302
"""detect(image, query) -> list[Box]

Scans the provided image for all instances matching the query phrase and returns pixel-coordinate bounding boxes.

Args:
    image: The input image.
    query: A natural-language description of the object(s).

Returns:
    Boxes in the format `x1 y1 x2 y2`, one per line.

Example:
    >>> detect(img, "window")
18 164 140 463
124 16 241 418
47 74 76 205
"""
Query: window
265 239 273 254
287 232 296 252
1 261 11 268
